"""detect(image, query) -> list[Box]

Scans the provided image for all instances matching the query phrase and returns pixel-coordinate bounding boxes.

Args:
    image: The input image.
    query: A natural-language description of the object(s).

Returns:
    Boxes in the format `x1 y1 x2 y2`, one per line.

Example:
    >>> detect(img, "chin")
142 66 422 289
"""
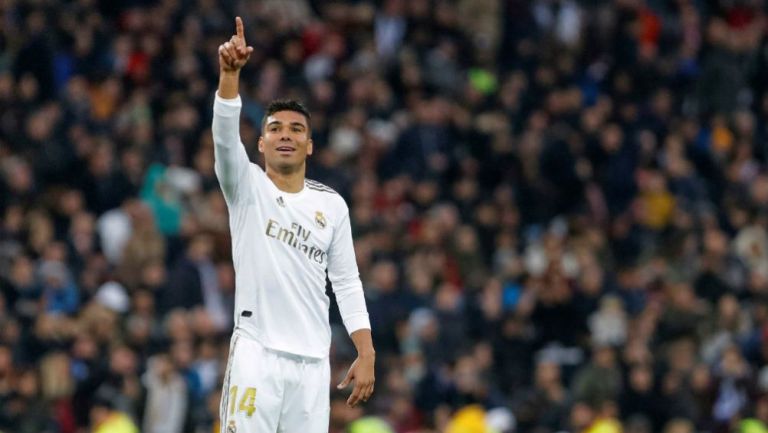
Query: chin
273 161 303 173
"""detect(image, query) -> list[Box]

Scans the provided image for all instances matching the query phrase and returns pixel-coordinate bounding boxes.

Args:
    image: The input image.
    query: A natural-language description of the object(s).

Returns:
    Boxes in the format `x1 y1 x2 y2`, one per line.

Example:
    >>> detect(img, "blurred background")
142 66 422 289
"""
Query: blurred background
1 0 768 432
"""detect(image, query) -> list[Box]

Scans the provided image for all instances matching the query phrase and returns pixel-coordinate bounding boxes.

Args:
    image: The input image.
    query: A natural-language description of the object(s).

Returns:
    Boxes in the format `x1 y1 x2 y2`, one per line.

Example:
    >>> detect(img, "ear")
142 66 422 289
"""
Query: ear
258 136 264 153
306 139 313 157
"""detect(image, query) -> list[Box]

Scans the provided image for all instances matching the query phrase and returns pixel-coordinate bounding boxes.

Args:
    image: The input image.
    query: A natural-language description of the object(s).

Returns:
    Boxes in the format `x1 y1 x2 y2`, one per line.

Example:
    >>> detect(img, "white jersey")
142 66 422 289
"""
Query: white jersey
212 93 370 359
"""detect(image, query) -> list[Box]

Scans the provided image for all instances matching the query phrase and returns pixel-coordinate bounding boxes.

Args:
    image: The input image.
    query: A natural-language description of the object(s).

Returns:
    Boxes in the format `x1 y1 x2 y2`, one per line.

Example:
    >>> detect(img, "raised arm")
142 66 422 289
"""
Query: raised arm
212 17 255 205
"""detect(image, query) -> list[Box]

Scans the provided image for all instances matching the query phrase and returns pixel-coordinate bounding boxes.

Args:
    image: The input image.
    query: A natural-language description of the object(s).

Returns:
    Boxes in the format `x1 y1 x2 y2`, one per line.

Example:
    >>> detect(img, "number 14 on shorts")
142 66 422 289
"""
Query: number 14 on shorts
229 385 257 417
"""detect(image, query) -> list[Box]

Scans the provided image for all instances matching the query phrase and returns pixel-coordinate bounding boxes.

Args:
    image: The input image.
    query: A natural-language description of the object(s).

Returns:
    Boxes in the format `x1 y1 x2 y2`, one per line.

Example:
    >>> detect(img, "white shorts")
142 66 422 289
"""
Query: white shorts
220 331 330 433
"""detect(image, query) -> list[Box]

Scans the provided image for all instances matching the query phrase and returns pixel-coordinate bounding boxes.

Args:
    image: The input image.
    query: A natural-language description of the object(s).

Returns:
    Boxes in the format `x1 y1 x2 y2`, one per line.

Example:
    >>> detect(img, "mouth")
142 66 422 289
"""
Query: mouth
276 146 296 153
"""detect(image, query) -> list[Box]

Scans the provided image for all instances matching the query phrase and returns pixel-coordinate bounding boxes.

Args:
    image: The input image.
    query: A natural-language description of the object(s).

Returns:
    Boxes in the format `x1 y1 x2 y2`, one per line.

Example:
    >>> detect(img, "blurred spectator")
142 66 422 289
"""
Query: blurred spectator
161 234 228 330
739 395 768 433
588 295 628 347
513 360 569 432
571 345 622 407
1 0 768 431
90 391 138 433
141 353 188 433
38 259 79 314
619 363 660 428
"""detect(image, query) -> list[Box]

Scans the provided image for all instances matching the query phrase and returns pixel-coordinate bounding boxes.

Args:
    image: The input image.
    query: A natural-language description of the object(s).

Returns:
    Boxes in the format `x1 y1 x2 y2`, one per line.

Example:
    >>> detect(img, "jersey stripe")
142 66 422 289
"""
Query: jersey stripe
305 180 338 194
306 185 338 194
305 183 334 191
306 185 335 192
219 334 240 433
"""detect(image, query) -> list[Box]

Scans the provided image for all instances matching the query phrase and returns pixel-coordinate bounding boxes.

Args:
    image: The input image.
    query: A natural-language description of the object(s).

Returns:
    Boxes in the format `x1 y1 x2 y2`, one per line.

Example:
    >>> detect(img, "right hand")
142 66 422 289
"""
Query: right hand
219 17 254 72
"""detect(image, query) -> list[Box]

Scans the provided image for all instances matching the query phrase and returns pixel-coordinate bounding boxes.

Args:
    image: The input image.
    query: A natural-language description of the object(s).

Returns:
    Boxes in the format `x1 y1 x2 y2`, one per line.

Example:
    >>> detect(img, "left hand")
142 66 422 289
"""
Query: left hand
337 353 375 407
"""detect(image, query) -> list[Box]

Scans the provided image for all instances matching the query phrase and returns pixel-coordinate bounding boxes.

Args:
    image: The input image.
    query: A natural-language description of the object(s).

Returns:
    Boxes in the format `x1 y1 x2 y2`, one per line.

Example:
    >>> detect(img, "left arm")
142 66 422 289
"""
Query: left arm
327 208 375 406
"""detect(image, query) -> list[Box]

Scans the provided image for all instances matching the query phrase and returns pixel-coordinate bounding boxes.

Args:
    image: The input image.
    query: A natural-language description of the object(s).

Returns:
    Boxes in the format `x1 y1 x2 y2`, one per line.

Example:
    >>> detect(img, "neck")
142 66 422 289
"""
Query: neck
266 163 305 193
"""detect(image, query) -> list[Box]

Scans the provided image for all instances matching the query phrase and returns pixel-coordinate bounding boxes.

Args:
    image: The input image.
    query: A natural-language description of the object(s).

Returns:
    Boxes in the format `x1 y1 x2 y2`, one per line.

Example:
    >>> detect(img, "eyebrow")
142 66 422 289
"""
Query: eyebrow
266 120 307 129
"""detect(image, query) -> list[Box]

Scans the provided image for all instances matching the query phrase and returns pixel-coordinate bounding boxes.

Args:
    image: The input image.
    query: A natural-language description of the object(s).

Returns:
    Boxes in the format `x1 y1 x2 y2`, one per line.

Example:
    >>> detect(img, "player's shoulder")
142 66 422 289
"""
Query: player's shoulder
305 178 340 196
304 178 348 210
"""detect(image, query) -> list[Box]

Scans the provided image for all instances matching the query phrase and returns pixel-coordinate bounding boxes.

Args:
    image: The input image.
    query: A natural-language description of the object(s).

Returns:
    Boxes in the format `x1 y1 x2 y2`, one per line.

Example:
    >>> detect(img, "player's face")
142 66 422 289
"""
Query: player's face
259 111 313 172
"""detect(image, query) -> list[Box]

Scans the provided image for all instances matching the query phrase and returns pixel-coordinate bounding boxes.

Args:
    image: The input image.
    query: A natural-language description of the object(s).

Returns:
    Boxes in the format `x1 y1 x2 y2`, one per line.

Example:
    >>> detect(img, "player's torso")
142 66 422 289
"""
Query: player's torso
255 188 334 270
227 166 340 355
232 166 337 278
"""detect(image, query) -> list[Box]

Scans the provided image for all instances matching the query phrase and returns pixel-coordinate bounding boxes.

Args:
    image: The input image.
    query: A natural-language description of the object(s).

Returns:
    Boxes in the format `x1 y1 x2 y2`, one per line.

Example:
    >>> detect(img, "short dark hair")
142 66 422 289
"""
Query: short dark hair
261 99 311 131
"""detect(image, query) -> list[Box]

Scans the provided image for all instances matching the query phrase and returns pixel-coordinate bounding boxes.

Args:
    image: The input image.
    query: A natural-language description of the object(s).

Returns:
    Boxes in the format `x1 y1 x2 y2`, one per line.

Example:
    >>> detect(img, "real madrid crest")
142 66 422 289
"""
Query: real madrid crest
315 211 327 229
227 420 237 433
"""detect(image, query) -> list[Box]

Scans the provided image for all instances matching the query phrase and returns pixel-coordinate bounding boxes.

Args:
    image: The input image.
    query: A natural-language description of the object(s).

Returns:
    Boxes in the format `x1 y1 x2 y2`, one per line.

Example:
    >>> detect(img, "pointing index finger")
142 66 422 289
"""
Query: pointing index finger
236 16 245 43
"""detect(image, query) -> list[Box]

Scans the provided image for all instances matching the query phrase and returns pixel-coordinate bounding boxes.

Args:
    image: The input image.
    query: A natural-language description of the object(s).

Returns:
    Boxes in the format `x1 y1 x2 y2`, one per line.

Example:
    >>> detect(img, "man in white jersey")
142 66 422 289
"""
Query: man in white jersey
213 17 375 433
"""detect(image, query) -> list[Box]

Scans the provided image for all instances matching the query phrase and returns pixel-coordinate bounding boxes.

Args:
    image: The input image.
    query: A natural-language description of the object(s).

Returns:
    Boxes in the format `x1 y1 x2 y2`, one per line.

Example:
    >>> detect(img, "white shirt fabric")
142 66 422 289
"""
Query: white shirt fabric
212 93 370 359
97 208 131 264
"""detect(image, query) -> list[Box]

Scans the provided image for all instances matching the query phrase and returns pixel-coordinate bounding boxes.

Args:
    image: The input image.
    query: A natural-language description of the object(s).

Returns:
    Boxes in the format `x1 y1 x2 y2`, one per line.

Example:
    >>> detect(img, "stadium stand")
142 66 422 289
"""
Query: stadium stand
1 0 768 432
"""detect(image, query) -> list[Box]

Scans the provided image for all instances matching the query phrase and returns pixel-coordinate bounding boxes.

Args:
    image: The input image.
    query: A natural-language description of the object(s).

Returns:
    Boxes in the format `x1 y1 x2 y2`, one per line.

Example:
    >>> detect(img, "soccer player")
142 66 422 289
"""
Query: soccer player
213 17 375 433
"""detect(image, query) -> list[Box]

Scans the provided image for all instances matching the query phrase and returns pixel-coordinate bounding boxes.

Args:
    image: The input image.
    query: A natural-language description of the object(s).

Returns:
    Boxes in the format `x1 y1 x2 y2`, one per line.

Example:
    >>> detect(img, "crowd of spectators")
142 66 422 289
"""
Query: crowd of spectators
2 0 768 432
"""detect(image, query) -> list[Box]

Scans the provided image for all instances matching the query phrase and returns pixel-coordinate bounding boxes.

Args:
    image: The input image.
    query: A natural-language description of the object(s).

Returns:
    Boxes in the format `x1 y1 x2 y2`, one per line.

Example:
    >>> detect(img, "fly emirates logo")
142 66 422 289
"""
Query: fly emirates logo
265 219 327 265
